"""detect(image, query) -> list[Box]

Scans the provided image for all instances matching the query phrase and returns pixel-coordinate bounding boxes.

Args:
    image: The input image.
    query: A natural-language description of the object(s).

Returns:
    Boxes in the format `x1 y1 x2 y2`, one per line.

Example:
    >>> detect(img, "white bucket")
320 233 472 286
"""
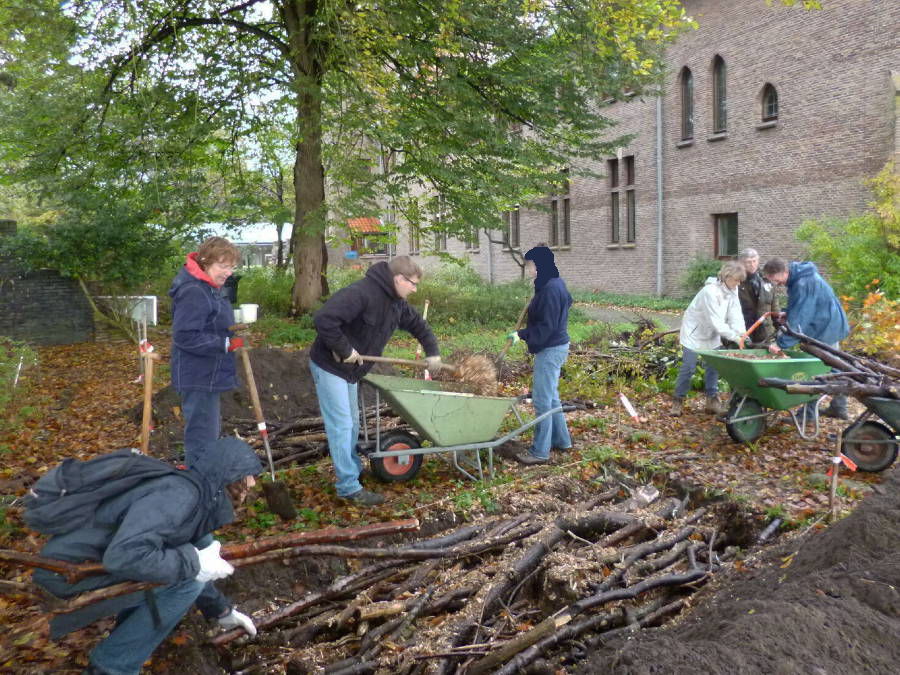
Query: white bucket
232 308 243 323
240 303 259 323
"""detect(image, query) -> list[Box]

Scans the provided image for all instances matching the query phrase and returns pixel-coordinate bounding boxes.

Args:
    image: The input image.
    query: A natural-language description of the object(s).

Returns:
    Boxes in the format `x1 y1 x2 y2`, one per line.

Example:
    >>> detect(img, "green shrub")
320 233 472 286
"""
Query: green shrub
796 164 900 300
679 256 722 298
236 266 297 317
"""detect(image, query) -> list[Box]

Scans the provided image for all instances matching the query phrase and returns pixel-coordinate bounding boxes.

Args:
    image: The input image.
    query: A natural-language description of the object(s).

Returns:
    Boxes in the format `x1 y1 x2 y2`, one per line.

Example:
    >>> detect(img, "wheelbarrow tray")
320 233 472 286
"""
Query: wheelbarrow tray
363 373 514 446
864 396 900 432
696 349 830 410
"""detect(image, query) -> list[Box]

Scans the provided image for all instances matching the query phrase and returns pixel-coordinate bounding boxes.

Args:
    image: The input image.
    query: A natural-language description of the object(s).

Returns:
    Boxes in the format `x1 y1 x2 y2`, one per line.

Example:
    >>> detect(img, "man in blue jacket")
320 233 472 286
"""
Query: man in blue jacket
32 438 262 675
310 256 441 505
509 246 573 464
763 257 851 419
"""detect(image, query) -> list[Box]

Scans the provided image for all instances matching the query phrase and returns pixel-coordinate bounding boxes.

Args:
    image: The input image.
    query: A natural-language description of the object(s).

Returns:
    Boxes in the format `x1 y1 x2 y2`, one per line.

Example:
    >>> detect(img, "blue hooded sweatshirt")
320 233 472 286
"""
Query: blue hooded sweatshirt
776 261 849 349
517 247 573 354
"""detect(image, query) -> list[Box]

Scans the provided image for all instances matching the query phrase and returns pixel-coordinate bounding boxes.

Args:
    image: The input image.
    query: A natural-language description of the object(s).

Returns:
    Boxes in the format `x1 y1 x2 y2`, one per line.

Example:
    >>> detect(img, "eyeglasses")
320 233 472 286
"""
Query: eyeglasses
401 274 419 288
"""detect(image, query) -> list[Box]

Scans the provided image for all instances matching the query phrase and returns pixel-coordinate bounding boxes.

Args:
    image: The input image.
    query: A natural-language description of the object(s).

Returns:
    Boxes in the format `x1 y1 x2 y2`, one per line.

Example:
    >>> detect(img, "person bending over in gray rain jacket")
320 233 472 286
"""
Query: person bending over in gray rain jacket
31 438 262 675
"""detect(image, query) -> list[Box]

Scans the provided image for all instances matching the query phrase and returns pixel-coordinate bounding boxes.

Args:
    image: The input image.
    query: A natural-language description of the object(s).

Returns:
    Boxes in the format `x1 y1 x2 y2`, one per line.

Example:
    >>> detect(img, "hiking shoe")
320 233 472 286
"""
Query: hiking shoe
704 396 725 415
342 489 385 506
515 452 548 465
670 397 684 417
820 405 849 421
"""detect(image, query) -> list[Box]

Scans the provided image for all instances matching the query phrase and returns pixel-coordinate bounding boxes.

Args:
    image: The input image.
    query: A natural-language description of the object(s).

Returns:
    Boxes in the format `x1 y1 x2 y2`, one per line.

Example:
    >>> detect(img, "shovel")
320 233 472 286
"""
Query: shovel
237 344 297 520
359 354 458 374
140 349 161 455
496 295 531 367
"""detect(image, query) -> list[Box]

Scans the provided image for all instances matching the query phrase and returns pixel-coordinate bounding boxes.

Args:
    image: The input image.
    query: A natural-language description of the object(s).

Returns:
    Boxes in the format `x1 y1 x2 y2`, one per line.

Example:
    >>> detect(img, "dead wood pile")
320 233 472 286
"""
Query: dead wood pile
212 482 732 674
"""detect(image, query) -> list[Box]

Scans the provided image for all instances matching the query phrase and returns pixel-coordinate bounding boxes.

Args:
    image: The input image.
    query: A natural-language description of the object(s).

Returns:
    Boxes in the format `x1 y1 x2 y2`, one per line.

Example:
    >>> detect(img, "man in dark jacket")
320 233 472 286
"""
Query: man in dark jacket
763 257 851 419
509 246 573 465
737 248 779 344
310 256 441 505
32 438 262 675
168 237 242 465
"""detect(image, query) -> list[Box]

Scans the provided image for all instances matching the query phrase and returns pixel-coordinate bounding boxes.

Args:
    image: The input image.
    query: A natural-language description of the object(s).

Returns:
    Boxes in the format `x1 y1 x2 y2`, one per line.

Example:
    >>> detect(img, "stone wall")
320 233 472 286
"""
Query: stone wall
0 222 94 345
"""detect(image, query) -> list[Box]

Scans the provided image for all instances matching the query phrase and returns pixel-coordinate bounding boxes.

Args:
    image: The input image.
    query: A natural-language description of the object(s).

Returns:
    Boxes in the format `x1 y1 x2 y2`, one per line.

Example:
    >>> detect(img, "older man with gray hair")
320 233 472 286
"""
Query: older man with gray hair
737 248 779 345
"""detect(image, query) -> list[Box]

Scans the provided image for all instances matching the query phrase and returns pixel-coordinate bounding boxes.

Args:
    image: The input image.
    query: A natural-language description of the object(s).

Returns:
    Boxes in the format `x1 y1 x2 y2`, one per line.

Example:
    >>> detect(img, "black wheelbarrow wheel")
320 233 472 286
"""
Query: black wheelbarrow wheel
370 431 424 482
725 396 767 444
841 421 898 472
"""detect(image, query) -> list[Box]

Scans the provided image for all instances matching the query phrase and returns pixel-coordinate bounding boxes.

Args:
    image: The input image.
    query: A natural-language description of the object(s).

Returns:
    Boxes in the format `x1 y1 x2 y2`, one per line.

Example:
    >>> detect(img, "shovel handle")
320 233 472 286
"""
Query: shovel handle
238 347 277 477
738 312 773 348
497 296 531 363
360 354 457 373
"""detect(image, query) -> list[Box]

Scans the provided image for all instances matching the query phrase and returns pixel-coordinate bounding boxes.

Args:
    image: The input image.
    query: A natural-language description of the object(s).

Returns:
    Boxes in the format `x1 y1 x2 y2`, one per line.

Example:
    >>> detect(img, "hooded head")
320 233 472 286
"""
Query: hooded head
524 246 559 290
188 437 263 533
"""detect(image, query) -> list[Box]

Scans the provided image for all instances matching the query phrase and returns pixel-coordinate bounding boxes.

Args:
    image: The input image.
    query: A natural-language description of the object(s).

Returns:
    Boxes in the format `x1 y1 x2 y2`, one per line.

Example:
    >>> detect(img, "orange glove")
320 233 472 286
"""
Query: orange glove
228 337 245 352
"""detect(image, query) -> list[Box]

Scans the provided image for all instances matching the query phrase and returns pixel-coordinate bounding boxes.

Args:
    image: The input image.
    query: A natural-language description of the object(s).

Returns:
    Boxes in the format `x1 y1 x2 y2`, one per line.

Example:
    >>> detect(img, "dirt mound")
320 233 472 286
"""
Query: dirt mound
580 466 900 674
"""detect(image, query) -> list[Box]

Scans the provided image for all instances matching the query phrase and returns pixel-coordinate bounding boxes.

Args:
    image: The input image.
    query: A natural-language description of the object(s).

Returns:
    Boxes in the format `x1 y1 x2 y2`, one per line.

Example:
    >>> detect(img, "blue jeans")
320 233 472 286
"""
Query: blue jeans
310 361 363 497
179 390 221 467
674 347 719 399
530 344 572 460
89 578 206 675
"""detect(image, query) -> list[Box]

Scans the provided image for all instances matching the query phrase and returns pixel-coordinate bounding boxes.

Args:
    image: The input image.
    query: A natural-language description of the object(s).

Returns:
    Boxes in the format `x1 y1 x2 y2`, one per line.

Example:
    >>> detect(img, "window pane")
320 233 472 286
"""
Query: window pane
563 198 571 246
512 208 520 248
715 214 738 257
611 192 620 243
626 190 636 243
681 68 694 140
763 85 778 121
550 200 559 246
608 159 619 188
713 57 727 133
624 156 635 186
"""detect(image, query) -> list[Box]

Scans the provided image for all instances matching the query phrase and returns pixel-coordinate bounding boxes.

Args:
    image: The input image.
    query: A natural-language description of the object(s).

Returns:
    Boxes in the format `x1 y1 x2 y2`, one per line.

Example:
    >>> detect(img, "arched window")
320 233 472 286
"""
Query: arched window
680 67 694 140
762 83 779 122
712 55 727 133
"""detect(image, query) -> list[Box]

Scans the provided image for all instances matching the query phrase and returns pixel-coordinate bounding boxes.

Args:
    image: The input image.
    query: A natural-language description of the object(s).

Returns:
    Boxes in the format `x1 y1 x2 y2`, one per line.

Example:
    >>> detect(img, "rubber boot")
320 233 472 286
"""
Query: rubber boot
670 397 684 417
704 395 725 415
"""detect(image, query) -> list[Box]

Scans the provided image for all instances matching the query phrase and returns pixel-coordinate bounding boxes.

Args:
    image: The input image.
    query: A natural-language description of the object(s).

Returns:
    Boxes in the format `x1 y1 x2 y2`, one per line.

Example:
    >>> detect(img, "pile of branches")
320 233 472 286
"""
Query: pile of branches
760 327 899 401
214 485 727 674
229 404 403 468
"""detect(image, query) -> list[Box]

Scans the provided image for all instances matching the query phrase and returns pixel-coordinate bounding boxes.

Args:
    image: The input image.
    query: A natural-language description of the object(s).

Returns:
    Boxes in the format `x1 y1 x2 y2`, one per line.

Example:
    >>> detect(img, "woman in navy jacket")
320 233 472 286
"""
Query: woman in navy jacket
168 237 242 465
513 246 573 464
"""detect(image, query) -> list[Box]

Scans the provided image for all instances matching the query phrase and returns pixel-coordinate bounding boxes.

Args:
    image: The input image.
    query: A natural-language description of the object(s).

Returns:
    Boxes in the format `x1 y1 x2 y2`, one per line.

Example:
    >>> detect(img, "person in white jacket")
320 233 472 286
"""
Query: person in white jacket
671 261 747 416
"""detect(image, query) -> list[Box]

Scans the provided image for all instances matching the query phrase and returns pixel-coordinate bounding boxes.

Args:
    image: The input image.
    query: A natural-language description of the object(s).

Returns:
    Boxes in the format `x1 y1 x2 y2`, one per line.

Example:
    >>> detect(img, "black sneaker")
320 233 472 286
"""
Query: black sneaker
342 489 386 506
515 452 548 465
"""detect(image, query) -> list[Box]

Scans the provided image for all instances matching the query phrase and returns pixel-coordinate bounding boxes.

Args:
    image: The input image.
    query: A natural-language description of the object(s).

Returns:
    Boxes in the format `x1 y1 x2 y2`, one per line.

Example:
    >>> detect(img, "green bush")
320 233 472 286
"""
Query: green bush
679 256 722 298
796 164 900 300
236 266 297 317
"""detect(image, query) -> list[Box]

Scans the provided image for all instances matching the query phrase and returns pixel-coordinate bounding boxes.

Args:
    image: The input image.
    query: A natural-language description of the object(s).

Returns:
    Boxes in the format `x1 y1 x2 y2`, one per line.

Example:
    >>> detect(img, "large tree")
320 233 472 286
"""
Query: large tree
1 1 820 313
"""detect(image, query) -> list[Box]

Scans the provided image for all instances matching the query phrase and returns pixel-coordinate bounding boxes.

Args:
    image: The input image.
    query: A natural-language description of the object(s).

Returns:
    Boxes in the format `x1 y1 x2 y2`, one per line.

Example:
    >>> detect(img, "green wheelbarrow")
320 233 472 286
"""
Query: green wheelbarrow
696 349 831 443
358 373 571 482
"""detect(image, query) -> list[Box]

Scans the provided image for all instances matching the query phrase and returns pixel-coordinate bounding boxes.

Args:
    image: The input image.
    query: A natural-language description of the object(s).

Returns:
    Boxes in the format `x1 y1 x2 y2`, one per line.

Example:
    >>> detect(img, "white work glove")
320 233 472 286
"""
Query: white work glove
336 348 363 365
506 331 520 344
218 607 257 638
194 540 234 583
425 355 443 373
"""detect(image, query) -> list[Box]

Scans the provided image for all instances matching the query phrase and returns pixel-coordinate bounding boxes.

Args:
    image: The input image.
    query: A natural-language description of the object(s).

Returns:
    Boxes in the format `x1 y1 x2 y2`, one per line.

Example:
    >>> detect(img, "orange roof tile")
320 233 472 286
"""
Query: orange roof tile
347 217 383 234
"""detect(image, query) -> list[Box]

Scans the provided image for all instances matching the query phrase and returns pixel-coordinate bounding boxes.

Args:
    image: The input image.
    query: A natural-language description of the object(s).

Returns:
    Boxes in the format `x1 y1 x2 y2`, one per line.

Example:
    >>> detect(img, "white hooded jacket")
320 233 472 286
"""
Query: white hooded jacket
679 277 746 351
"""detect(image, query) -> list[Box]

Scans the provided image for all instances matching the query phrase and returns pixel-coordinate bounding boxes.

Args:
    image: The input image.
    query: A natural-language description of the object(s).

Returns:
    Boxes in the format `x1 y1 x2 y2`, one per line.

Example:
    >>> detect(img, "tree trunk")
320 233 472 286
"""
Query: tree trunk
283 0 328 315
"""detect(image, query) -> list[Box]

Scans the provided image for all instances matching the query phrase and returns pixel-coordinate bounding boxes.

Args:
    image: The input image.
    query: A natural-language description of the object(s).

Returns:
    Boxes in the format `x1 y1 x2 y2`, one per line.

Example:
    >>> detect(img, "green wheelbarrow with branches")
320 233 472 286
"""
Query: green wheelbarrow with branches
696 349 831 444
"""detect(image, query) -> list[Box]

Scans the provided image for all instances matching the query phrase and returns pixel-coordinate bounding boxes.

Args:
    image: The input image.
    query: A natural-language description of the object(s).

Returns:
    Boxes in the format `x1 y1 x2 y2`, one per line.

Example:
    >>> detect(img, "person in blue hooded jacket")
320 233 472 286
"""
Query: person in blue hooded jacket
32 438 262 675
763 257 850 419
168 237 243 465
509 246 574 464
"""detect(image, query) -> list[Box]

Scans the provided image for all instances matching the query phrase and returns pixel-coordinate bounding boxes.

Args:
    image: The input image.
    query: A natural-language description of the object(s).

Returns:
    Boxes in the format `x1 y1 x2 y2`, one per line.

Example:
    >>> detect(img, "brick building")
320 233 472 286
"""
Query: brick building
396 0 899 296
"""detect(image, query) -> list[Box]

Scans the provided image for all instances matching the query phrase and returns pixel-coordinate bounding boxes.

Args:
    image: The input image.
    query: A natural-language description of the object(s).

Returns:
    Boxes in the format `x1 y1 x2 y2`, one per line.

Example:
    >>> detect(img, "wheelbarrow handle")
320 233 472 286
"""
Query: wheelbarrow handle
360 354 457 373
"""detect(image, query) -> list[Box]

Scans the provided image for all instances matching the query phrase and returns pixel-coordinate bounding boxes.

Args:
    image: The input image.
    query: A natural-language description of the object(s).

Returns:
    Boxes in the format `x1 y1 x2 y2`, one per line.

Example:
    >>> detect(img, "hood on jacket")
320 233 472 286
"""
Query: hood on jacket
365 261 400 300
525 246 560 290
187 437 262 533
788 261 819 285
168 253 219 298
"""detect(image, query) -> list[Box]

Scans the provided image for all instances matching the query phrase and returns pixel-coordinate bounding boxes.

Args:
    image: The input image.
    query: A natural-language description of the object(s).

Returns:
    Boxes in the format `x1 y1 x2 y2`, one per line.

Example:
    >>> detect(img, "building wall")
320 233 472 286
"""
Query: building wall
404 0 899 296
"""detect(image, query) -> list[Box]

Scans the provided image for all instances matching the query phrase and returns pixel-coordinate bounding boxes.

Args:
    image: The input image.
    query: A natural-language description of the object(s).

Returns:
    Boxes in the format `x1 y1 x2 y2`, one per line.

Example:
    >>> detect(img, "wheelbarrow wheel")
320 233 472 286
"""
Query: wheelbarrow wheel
371 431 424 483
725 396 767 444
841 421 898 472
